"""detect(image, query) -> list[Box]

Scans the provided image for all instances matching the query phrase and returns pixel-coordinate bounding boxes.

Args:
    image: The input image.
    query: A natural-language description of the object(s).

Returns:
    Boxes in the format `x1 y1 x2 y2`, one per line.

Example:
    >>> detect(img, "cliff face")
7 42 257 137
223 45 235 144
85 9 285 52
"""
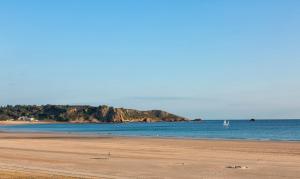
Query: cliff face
0 105 188 123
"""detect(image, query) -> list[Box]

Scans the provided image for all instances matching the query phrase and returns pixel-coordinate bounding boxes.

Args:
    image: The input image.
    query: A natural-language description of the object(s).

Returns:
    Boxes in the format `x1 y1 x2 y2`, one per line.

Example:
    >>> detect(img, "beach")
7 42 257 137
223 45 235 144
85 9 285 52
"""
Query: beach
0 121 56 126
0 132 299 178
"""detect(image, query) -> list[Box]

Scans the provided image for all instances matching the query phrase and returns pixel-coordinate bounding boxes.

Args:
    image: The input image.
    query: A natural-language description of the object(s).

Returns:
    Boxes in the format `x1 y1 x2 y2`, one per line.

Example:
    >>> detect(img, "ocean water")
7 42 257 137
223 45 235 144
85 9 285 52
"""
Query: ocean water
0 120 300 141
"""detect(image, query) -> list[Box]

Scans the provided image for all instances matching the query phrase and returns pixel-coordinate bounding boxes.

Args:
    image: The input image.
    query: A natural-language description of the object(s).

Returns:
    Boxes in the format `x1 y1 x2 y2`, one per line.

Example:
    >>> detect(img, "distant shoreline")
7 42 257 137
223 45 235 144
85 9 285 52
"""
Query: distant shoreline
0 120 57 126
0 120 191 126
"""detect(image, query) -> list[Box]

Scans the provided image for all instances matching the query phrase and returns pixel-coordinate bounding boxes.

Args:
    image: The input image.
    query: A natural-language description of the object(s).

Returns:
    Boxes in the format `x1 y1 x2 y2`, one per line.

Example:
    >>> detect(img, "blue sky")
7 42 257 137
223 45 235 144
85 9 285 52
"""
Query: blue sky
0 0 300 119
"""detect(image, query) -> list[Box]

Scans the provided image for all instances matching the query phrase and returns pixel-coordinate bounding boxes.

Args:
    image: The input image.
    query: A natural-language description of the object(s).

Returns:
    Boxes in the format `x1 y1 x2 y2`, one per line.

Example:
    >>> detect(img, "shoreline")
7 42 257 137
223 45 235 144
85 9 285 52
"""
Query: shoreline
0 120 59 126
0 131 299 146
0 129 299 142
0 132 299 178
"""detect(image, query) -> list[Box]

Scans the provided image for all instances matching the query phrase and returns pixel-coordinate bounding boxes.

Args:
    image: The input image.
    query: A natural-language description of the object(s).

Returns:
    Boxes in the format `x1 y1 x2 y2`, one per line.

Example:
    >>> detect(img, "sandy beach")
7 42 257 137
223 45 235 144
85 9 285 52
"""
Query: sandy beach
0 121 57 126
0 132 299 179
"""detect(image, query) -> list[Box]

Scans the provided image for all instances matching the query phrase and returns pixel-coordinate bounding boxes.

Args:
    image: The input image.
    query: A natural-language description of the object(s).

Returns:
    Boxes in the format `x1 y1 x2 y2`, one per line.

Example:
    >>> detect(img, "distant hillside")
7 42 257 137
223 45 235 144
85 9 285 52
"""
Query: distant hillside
0 105 188 123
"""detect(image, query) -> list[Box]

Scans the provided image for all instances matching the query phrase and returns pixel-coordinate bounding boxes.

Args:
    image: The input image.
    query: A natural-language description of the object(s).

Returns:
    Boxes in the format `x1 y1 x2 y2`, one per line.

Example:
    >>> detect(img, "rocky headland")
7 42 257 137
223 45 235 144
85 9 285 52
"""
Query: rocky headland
0 105 188 123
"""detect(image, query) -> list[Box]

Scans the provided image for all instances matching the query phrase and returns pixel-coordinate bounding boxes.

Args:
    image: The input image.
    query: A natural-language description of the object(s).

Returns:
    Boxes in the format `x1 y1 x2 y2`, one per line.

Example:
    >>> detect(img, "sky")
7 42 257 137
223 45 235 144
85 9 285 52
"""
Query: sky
0 0 300 119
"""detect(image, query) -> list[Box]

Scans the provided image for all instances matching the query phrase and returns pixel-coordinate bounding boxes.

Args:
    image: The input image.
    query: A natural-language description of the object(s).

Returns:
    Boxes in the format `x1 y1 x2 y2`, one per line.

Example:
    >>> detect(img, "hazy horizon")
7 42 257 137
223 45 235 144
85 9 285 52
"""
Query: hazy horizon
1 0 300 119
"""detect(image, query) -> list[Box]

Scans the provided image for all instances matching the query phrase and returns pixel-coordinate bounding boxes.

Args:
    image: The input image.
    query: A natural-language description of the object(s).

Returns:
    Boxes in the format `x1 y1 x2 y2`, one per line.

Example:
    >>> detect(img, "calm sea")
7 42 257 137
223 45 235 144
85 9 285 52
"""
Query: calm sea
1 120 300 141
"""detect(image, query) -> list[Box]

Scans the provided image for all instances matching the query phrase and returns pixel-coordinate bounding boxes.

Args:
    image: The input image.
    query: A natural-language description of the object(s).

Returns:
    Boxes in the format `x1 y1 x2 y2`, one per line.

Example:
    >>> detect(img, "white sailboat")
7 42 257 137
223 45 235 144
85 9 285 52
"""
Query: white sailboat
223 120 230 127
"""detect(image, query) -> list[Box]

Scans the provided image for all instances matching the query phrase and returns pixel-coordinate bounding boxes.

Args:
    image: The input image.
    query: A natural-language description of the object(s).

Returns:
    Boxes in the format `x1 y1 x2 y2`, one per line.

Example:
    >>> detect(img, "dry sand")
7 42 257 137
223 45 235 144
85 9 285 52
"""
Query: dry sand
0 132 299 179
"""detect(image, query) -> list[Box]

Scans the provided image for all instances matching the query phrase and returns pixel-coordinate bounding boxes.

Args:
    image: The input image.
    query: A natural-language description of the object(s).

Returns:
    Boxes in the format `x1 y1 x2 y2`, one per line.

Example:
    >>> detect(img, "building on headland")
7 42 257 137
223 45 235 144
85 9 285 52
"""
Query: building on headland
17 116 38 122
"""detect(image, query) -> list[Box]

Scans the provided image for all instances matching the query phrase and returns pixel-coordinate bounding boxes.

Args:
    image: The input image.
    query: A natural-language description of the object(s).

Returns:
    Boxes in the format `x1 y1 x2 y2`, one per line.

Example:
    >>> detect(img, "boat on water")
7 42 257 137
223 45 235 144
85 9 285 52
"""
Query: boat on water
223 120 230 127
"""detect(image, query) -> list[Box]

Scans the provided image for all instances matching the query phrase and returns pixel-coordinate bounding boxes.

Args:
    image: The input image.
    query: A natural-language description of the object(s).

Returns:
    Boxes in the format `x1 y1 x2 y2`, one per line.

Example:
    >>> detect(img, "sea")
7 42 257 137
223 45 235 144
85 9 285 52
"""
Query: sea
0 120 299 141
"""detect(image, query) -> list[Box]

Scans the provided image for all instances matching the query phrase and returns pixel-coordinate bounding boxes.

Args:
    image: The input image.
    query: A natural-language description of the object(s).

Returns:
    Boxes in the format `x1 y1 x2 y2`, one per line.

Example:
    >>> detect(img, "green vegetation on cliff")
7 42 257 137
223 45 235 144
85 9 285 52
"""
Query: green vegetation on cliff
0 105 188 123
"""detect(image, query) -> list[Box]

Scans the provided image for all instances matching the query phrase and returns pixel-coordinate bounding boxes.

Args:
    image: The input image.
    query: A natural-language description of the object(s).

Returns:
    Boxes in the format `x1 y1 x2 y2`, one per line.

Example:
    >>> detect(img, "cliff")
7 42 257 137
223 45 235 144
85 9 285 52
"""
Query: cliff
0 105 188 123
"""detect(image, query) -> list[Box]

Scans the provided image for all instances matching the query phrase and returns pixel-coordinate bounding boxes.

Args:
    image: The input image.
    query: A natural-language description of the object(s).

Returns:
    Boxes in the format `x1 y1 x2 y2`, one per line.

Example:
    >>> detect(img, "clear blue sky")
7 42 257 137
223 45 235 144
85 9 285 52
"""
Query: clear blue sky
0 0 299 119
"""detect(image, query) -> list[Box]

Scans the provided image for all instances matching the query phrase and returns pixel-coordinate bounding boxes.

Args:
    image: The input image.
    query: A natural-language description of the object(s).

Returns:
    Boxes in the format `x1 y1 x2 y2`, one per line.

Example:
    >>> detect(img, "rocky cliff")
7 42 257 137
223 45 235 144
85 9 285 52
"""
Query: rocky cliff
0 105 188 123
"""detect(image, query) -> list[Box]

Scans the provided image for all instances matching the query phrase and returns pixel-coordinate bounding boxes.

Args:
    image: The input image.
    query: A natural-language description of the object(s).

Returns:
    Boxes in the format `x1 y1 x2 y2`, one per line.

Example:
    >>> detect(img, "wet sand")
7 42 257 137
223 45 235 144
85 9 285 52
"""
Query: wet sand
0 132 299 179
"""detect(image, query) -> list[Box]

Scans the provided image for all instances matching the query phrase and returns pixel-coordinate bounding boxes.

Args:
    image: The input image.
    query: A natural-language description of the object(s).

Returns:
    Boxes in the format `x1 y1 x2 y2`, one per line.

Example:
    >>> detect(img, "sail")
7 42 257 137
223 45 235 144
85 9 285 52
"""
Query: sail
223 120 229 127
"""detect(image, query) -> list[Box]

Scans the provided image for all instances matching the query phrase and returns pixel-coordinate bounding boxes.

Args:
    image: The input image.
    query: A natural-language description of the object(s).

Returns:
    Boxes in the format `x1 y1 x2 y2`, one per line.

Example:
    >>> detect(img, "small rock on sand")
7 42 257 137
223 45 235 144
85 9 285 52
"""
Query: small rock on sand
226 165 248 169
